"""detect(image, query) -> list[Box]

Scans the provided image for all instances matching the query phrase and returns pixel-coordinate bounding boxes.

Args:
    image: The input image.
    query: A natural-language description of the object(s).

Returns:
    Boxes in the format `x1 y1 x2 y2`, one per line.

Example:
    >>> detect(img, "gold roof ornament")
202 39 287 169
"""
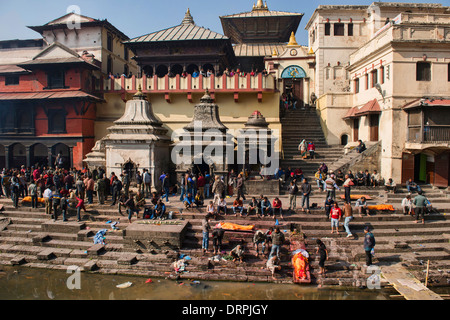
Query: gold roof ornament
308 47 315 55
272 48 278 56
253 0 269 11
287 32 299 46
181 8 195 25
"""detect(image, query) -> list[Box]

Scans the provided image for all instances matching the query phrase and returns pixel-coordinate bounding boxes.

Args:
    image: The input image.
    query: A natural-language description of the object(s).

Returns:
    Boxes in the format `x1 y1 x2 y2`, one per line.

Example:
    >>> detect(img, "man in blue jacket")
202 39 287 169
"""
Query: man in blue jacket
363 226 376 266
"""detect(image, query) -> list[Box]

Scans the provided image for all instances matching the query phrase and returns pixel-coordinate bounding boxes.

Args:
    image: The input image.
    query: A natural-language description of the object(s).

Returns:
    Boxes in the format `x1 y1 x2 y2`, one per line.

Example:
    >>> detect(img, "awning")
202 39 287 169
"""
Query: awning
355 99 381 116
0 90 103 102
0 64 30 75
343 107 358 120
403 98 450 110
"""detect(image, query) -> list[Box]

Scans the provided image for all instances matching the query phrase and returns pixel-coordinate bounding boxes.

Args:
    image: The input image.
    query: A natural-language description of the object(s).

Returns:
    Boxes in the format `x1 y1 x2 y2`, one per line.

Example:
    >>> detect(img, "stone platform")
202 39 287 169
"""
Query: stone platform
123 220 189 252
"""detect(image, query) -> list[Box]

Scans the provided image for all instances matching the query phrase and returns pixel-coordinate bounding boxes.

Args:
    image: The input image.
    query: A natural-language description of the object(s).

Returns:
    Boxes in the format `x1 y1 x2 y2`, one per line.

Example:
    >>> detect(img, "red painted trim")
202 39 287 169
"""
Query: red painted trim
143 75 147 91
131 75 136 91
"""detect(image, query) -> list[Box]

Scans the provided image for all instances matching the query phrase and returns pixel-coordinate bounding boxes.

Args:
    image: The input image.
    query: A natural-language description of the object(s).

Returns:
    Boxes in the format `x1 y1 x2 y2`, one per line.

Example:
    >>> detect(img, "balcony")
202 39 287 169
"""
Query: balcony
94 73 277 103
406 125 450 150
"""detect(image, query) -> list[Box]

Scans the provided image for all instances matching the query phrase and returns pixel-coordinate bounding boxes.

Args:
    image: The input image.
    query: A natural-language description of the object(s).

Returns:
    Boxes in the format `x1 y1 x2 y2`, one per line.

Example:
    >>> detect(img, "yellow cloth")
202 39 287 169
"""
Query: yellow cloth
217 222 254 231
22 197 45 204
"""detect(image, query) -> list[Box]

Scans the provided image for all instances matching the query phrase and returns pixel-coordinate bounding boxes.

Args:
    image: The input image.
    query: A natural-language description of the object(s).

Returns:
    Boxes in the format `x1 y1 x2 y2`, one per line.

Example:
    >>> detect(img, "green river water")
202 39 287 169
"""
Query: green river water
0 265 400 300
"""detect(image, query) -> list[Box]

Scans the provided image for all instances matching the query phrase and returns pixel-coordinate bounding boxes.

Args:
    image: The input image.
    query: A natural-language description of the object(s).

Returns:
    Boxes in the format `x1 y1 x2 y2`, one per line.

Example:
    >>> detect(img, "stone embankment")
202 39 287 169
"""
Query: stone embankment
0 184 449 289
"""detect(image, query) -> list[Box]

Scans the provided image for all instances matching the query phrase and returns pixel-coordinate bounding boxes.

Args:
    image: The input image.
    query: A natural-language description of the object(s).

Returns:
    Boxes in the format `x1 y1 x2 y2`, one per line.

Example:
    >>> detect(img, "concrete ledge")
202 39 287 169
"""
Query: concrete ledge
117 254 137 266
87 244 105 256
42 221 86 234
37 249 55 261
10 256 26 266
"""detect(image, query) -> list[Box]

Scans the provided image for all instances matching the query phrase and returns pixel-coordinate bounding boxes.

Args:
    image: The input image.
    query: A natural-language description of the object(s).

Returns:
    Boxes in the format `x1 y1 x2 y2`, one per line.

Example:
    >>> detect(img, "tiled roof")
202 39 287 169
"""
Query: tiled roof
0 90 103 101
126 24 228 43
221 10 303 19
355 99 381 116
403 98 450 110
233 43 286 57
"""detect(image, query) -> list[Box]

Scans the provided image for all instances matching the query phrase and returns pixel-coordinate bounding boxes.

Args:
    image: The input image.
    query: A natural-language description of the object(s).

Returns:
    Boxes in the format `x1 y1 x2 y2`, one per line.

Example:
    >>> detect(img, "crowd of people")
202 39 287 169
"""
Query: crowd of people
0 158 432 278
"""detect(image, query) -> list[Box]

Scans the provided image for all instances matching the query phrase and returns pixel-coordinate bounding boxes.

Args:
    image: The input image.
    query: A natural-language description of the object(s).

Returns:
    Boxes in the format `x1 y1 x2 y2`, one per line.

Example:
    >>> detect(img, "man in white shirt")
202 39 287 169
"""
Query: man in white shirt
355 196 368 217
43 187 53 216
401 195 412 215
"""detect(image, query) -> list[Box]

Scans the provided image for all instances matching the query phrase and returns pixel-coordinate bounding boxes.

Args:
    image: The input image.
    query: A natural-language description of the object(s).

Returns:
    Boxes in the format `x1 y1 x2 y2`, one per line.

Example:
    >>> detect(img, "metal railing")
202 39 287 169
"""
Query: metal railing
408 126 450 143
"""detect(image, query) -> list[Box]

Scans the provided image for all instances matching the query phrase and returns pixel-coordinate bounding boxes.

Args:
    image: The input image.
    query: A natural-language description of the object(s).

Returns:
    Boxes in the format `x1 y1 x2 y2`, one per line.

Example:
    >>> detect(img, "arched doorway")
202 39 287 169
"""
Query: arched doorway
170 64 183 77
202 64 214 76
156 65 168 78
123 159 138 182
52 143 70 169
281 65 307 108
31 143 48 168
10 143 26 169
142 65 154 77
186 64 199 76
341 134 349 146
0 145 5 169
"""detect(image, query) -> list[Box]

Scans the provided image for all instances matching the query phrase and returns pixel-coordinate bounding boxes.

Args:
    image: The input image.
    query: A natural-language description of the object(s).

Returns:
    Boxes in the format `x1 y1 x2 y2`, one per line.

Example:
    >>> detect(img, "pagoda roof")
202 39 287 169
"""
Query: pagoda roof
125 9 228 45
220 1 303 44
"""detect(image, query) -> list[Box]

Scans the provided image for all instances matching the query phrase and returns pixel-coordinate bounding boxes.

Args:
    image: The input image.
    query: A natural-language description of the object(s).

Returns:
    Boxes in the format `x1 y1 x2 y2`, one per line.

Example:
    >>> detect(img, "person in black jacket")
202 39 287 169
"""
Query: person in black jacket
300 178 312 214
363 226 376 266
287 180 298 212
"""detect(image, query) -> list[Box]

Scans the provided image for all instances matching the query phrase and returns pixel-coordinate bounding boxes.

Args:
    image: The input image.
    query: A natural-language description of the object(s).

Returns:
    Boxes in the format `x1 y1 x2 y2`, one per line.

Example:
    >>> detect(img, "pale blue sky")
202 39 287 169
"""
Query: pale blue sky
0 0 448 44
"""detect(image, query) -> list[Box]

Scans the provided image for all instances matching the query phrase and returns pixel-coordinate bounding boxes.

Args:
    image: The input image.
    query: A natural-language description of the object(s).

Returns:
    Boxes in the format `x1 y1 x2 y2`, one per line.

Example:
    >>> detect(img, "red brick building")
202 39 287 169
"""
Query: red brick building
0 42 103 169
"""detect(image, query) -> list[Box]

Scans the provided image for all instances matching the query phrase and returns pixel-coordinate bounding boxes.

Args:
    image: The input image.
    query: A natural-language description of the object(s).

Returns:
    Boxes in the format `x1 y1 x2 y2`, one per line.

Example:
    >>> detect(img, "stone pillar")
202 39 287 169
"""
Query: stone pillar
69 146 74 169
4 145 10 169
26 146 31 168
47 146 53 168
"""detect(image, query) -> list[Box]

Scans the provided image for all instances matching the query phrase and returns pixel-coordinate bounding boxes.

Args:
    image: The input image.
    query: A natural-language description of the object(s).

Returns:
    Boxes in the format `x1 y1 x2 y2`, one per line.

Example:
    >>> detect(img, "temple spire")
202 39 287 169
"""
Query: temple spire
287 31 299 46
181 8 195 25
253 0 268 11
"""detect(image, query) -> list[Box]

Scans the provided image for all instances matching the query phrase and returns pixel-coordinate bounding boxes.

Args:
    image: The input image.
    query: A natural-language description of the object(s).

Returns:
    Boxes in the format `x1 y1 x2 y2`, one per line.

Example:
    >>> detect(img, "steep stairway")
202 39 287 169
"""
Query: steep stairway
280 108 345 180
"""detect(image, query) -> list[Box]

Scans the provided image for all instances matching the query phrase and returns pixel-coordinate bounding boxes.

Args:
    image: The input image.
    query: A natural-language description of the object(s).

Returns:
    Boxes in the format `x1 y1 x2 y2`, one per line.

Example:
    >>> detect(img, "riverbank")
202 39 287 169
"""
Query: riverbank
0 184 449 293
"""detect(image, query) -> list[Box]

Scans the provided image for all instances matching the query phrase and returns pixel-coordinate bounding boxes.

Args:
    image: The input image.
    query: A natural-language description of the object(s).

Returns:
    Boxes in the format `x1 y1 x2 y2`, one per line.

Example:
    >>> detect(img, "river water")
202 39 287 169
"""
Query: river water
0 266 399 300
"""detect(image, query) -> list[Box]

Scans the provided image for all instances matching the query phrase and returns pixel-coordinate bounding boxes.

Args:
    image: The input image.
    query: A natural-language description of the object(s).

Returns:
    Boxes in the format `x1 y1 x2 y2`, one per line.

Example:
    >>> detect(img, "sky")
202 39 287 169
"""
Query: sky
0 0 448 45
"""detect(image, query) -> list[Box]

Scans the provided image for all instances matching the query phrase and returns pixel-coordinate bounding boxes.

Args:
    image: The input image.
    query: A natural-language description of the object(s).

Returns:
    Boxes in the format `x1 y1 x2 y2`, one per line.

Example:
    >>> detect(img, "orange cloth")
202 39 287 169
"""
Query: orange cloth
292 252 308 281
22 197 45 204
217 222 254 231
340 195 372 200
367 204 395 211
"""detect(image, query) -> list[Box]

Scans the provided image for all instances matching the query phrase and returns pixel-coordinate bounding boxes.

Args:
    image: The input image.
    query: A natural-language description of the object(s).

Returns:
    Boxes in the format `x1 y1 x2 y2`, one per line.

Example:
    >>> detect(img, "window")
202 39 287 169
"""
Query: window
334 23 345 36
5 76 19 86
416 62 431 81
354 78 360 94
371 70 378 88
107 33 113 52
48 109 66 134
365 73 369 90
124 47 129 61
107 55 113 75
380 66 385 84
47 70 65 89
324 23 331 36
348 23 354 36
448 63 450 82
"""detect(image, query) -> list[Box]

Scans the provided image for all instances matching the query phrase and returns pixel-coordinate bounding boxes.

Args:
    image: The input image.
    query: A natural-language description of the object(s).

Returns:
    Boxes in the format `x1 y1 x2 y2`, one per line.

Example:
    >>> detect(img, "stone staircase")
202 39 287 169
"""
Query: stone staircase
280 108 345 180
0 185 449 288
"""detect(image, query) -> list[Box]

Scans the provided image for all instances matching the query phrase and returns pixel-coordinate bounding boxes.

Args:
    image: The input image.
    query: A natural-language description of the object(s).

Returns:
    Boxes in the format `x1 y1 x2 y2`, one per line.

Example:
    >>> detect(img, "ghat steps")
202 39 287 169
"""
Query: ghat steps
0 184 449 287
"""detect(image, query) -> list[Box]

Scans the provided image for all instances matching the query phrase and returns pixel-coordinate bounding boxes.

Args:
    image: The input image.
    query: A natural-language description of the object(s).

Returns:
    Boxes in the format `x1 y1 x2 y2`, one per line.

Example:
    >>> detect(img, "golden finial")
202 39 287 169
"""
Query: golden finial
272 48 278 56
287 32 299 46
308 47 314 55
